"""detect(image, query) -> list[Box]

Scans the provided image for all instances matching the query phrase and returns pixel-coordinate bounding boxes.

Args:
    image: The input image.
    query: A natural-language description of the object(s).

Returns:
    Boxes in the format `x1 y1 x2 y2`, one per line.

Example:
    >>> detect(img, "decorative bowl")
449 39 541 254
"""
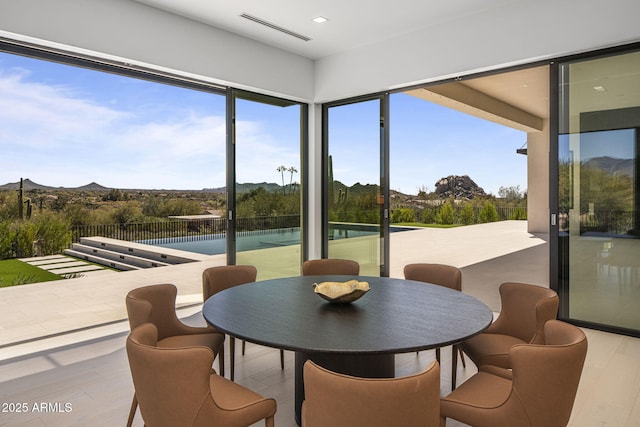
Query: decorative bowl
313 280 370 303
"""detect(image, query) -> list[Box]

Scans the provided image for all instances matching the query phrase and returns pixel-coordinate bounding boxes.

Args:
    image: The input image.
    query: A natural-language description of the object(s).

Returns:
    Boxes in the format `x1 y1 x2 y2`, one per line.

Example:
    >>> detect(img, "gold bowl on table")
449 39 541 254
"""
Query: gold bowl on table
313 280 370 303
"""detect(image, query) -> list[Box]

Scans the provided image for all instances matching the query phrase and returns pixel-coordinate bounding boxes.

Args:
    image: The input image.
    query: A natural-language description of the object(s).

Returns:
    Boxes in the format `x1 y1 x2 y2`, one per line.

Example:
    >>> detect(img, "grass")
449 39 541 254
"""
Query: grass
394 222 464 228
0 259 63 287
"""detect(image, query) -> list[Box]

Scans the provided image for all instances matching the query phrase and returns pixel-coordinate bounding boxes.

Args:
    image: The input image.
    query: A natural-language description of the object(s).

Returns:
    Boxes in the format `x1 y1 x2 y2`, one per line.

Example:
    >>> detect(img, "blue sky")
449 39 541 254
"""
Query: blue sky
328 94 527 195
0 51 527 195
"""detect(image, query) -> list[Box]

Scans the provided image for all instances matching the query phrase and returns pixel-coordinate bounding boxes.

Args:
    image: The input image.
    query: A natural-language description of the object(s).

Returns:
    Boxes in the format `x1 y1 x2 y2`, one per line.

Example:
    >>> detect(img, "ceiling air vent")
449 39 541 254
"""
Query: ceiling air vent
240 13 311 42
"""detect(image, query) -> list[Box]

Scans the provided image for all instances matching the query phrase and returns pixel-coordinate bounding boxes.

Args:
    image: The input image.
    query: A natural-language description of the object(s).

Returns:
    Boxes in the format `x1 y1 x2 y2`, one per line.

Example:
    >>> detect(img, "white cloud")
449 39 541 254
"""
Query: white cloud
0 68 300 189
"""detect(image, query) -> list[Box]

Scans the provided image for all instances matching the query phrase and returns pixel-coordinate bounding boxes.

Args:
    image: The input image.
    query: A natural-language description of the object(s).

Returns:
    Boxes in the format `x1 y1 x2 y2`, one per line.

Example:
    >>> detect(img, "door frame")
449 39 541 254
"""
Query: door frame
322 93 390 276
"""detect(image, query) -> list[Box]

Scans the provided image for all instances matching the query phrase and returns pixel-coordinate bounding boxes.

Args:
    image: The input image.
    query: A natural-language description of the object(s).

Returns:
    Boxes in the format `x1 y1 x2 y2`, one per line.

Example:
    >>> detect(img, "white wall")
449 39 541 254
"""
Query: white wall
527 121 550 234
0 0 314 101
315 0 640 102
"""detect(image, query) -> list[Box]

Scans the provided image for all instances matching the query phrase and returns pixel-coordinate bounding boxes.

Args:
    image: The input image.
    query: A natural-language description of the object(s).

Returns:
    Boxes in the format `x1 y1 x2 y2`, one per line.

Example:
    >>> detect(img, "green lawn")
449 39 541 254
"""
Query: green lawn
0 259 63 288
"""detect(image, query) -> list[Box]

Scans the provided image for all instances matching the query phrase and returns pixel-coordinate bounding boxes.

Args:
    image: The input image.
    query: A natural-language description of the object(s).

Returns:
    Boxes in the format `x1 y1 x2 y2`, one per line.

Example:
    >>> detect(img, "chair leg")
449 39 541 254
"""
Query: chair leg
451 345 458 391
458 346 466 368
126 394 137 427
265 415 275 427
280 349 284 370
229 336 236 382
218 341 225 377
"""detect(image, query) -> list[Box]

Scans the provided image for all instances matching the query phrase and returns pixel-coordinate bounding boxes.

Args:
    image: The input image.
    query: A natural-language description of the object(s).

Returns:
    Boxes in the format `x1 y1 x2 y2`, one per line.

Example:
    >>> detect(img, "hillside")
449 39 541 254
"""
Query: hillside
0 179 284 193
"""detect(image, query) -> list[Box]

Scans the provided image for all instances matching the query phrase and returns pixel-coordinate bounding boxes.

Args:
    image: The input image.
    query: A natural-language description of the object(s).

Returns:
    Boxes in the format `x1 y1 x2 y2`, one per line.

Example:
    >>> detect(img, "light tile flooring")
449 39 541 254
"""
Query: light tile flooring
1 307 639 426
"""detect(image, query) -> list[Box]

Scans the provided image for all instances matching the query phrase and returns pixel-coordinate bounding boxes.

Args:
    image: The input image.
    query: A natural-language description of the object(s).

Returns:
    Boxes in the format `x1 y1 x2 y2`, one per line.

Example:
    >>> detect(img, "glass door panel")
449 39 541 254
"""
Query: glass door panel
232 92 303 280
558 50 640 333
326 98 386 276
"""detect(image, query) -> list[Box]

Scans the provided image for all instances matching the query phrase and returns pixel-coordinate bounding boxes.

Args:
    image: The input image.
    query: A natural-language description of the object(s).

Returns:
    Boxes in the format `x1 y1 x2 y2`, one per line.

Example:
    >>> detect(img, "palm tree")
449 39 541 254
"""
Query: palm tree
276 165 287 193
287 166 298 194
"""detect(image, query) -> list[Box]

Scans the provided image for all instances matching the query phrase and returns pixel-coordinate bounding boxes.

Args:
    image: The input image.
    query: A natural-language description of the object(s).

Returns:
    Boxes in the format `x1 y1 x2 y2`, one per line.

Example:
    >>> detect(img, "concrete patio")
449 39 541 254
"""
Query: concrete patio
0 221 547 352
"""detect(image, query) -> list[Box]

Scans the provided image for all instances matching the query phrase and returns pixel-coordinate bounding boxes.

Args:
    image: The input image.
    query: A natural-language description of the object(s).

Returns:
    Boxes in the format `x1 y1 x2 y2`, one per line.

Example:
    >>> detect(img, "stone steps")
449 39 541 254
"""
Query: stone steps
62 236 206 271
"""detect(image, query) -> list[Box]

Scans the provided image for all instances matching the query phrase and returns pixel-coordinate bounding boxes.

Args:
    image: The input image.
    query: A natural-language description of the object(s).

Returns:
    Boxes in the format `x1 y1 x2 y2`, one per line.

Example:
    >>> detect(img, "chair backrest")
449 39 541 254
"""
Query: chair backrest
202 265 257 300
491 282 559 344
126 284 183 340
302 259 360 276
126 323 216 427
510 320 588 427
302 360 440 427
403 263 462 291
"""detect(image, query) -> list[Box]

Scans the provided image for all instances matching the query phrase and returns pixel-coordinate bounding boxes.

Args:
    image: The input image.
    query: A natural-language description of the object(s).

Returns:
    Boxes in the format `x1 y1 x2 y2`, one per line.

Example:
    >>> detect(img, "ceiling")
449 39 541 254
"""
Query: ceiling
405 65 551 132
133 0 514 60
133 0 550 126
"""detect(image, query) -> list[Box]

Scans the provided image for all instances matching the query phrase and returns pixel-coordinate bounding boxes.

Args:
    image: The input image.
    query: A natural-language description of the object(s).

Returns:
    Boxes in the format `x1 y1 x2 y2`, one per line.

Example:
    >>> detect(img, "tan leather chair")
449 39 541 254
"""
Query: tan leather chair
202 265 283 381
460 282 559 369
302 360 440 427
127 323 276 427
403 263 466 387
301 258 360 276
440 320 587 427
125 283 225 427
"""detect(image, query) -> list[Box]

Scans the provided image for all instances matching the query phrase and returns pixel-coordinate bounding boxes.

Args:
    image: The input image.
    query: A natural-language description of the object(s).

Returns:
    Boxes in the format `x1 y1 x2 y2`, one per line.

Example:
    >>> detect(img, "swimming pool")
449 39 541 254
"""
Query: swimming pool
142 226 410 255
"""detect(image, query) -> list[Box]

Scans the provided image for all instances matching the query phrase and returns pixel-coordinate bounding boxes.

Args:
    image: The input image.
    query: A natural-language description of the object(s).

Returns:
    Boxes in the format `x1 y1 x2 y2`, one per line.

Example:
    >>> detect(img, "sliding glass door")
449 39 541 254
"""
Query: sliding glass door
229 90 306 279
324 96 389 276
556 49 640 335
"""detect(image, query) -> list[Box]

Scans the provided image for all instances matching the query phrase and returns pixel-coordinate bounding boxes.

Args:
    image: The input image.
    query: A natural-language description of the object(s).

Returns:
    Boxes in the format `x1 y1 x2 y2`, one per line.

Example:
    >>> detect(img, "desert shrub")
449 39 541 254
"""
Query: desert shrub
391 208 415 223
459 203 475 225
478 201 499 223
510 207 527 220
110 201 143 224
420 207 436 224
436 201 455 225
0 212 72 259
0 221 16 259
33 212 72 255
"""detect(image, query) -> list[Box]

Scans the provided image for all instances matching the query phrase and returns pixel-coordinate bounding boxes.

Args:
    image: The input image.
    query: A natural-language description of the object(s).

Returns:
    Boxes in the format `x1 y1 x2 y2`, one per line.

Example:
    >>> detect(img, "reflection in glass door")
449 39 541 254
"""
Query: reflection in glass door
325 97 388 276
230 91 304 280
557 49 640 335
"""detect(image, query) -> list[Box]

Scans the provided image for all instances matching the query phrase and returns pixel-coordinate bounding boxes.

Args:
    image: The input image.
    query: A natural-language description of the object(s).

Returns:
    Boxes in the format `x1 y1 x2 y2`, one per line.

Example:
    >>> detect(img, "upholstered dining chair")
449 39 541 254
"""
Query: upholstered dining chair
202 264 283 381
127 323 276 427
459 281 559 370
301 258 360 276
403 263 466 388
440 320 587 427
302 360 440 427
125 284 225 427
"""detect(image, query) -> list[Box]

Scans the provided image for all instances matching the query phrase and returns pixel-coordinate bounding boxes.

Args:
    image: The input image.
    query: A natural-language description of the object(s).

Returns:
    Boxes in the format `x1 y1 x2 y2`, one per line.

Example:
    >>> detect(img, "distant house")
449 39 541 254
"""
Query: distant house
168 213 222 232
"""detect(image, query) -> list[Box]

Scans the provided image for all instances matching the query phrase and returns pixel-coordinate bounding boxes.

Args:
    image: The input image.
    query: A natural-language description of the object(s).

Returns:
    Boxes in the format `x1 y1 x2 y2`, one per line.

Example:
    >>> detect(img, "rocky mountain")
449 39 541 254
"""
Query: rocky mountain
583 156 634 177
434 175 486 200
0 179 111 191
0 179 289 193
75 182 110 191
203 182 283 193
0 179 57 191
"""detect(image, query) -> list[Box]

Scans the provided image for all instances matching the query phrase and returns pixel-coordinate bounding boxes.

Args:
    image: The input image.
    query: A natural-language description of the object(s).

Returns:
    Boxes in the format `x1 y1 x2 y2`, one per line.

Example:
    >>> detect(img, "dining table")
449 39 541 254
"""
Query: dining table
202 274 493 425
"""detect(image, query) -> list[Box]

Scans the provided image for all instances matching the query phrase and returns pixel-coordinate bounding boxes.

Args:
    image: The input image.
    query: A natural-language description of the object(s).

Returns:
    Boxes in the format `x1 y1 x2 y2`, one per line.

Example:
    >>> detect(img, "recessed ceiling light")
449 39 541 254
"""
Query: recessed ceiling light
312 16 328 24
593 86 606 92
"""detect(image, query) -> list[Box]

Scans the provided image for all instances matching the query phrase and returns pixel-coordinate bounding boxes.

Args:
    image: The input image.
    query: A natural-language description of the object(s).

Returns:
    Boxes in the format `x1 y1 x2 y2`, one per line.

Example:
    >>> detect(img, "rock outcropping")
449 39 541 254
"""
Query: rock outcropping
434 175 486 200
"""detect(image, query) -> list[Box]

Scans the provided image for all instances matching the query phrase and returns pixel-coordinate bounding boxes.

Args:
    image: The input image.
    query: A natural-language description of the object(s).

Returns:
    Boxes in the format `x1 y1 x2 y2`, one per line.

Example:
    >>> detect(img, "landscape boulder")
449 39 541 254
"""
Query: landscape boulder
434 175 486 200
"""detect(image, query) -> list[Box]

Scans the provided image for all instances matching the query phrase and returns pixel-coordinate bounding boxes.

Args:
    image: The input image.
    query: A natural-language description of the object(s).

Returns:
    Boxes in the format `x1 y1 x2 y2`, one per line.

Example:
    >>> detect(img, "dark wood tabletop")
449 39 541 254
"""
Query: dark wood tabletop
202 275 493 355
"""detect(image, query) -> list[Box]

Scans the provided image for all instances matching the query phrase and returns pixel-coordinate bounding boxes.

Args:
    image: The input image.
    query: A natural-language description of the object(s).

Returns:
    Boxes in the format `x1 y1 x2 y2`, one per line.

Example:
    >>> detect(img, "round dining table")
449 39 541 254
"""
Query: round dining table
202 275 493 425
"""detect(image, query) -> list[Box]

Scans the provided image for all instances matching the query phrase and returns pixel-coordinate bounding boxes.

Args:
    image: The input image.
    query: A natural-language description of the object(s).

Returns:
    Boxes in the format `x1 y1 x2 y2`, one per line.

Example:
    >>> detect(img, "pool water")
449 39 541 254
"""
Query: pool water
141 226 412 256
